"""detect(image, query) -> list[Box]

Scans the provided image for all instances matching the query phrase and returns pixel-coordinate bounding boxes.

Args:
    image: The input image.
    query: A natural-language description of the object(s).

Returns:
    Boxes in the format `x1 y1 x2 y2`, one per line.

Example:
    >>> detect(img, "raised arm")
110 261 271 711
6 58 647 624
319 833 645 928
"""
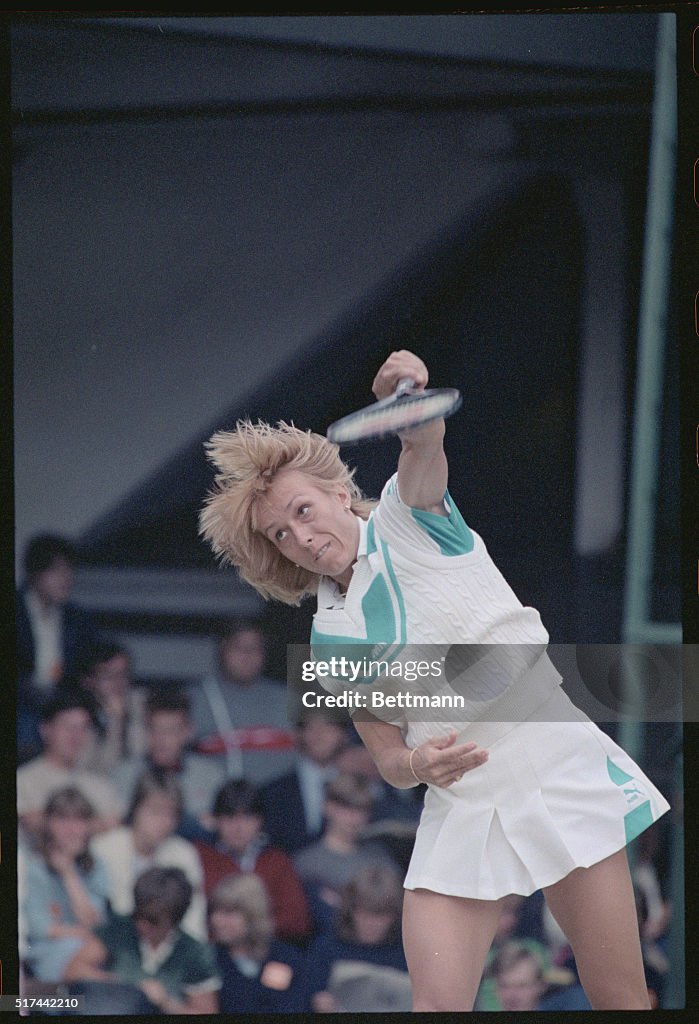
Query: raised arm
371 350 448 515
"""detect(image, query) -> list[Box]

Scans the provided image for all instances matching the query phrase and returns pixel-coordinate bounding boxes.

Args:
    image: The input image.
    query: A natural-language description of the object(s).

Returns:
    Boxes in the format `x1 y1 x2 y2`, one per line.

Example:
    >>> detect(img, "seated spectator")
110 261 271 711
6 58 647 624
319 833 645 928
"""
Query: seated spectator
92 866 221 1014
491 942 548 1012
17 690 125 844
335 741 423 826
17 534 99 763
114 687 224 842
334 741 421 874
475 895 564 1011
292 773 399 934
306 864 409 1013
188 619 296 784
195 779 312 943
74 641 147 775
20 787 110 986
488 939 592 1013
17 533 100 696
260 713 350 853
209 874 311 1014
91 768 207 940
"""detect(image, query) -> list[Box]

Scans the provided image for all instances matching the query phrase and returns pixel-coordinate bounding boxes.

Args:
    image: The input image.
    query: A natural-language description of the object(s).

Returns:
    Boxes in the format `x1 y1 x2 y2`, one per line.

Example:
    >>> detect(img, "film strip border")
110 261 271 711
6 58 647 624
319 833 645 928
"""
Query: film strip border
684 10 699 643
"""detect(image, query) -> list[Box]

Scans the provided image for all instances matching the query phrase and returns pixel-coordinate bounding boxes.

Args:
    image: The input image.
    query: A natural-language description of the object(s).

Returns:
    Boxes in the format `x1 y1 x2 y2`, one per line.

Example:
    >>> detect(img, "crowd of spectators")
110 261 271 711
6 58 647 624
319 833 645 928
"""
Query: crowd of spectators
15 533 677 1013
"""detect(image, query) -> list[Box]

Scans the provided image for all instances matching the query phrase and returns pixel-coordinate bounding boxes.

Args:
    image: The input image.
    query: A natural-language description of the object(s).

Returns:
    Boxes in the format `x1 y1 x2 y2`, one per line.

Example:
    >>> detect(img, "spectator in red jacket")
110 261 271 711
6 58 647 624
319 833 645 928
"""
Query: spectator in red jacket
195 779 312 944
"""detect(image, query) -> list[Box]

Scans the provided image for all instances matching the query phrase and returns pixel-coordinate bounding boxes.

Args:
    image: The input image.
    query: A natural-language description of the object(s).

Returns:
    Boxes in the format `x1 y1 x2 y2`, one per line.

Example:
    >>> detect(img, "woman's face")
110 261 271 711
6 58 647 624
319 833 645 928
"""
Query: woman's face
257 469 360 588
132 793 178 850
209 906 249 949
47 813 92 857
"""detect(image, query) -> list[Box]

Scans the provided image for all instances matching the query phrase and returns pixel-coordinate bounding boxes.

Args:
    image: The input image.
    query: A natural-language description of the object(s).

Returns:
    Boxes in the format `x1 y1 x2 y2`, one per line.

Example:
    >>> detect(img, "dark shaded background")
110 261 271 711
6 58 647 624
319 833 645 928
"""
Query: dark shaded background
11 12 679 683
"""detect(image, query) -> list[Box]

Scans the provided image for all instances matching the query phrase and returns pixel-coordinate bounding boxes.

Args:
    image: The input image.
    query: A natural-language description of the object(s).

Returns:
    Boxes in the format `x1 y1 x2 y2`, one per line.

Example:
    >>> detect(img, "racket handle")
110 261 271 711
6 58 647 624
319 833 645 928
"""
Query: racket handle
395 377 416 397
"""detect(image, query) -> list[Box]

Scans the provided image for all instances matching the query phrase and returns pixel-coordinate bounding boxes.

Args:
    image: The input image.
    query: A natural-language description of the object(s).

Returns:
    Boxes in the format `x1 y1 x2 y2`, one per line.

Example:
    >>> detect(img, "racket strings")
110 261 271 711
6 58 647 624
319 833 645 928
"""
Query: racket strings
328 390 460 443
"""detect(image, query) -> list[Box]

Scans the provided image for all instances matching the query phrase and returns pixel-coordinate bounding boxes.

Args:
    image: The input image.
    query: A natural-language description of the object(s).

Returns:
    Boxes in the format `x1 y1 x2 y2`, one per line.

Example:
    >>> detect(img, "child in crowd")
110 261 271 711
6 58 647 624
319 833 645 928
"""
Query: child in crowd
306 863 409 1013
91 768 207 939
259 713 350 853
75 641 147 775
93 866 221 1014
195 779 312 943
292 773 399 933
475 893 555 1011
17 689 125 843
490 939 594 1012
209 874 311 1014
21 787 110 985
491 942 549 1012
114 687 225 842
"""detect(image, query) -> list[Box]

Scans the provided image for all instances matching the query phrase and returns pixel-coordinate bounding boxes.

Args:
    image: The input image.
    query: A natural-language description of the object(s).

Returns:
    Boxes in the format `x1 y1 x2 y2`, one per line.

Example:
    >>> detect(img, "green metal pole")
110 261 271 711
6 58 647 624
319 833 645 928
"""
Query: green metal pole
618 14 683 1007
621 12 677 648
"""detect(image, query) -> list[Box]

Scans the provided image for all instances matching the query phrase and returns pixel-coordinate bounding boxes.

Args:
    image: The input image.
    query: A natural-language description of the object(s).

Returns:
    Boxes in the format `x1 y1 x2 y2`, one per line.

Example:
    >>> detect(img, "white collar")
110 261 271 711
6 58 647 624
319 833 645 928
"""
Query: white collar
356 514 370 559
139 929 179 974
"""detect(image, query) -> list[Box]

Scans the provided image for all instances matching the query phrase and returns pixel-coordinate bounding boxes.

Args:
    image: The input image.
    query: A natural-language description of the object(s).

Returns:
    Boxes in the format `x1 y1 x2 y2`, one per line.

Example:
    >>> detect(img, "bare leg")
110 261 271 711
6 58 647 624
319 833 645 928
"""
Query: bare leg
543 847 650 1010
402 887 504 1011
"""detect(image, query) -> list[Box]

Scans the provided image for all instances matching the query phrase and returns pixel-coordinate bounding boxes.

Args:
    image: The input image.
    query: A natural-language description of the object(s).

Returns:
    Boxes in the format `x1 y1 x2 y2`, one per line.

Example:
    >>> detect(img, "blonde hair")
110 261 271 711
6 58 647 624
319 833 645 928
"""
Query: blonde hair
199 419 376 605
42 786 96 874
208 874 274 959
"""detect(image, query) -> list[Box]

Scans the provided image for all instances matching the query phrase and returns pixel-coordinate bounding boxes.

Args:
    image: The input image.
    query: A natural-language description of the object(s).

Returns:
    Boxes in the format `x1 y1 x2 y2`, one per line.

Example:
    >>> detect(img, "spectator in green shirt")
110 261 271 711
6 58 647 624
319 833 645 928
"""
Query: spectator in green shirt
94 866 221 1014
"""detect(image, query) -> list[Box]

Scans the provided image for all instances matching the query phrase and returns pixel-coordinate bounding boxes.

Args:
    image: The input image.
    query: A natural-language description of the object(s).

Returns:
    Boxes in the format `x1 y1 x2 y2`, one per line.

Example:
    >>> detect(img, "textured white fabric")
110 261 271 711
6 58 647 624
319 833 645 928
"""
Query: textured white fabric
313 474 557 744
404 685 670 898
314 475 549 648
312 475 671 898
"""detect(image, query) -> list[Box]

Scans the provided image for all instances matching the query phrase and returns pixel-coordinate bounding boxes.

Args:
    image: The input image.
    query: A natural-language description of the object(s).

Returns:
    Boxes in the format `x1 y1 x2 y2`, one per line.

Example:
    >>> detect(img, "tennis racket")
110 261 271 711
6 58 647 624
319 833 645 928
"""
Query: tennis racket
326 377 462 445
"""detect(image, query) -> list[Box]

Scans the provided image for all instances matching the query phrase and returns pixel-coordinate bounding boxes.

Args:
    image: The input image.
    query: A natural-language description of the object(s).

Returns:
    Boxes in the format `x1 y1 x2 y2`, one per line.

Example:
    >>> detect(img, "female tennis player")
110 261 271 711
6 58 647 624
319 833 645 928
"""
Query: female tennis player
199 350 670 1011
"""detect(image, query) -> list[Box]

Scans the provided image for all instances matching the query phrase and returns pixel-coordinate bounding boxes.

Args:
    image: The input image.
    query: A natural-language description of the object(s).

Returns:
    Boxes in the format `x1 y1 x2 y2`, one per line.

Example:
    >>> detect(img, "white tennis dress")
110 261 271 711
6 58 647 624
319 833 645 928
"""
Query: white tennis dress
312 475 670 899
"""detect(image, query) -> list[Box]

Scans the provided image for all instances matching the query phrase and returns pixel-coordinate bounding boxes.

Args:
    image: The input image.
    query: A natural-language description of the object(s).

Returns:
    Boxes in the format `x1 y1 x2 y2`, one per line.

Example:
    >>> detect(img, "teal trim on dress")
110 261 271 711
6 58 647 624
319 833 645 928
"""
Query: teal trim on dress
624 800 654 843
410 490 474 555
607 756 634 786
361 573 396 645
379 538 407 644
311 572 400 684
310 625 365 646
310 532 407 686
606 756 656 843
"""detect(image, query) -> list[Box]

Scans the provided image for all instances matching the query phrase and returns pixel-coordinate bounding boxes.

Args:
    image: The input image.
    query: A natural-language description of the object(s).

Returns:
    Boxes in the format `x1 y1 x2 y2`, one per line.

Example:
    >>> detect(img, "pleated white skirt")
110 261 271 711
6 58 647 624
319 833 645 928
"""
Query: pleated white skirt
403 684 671 900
